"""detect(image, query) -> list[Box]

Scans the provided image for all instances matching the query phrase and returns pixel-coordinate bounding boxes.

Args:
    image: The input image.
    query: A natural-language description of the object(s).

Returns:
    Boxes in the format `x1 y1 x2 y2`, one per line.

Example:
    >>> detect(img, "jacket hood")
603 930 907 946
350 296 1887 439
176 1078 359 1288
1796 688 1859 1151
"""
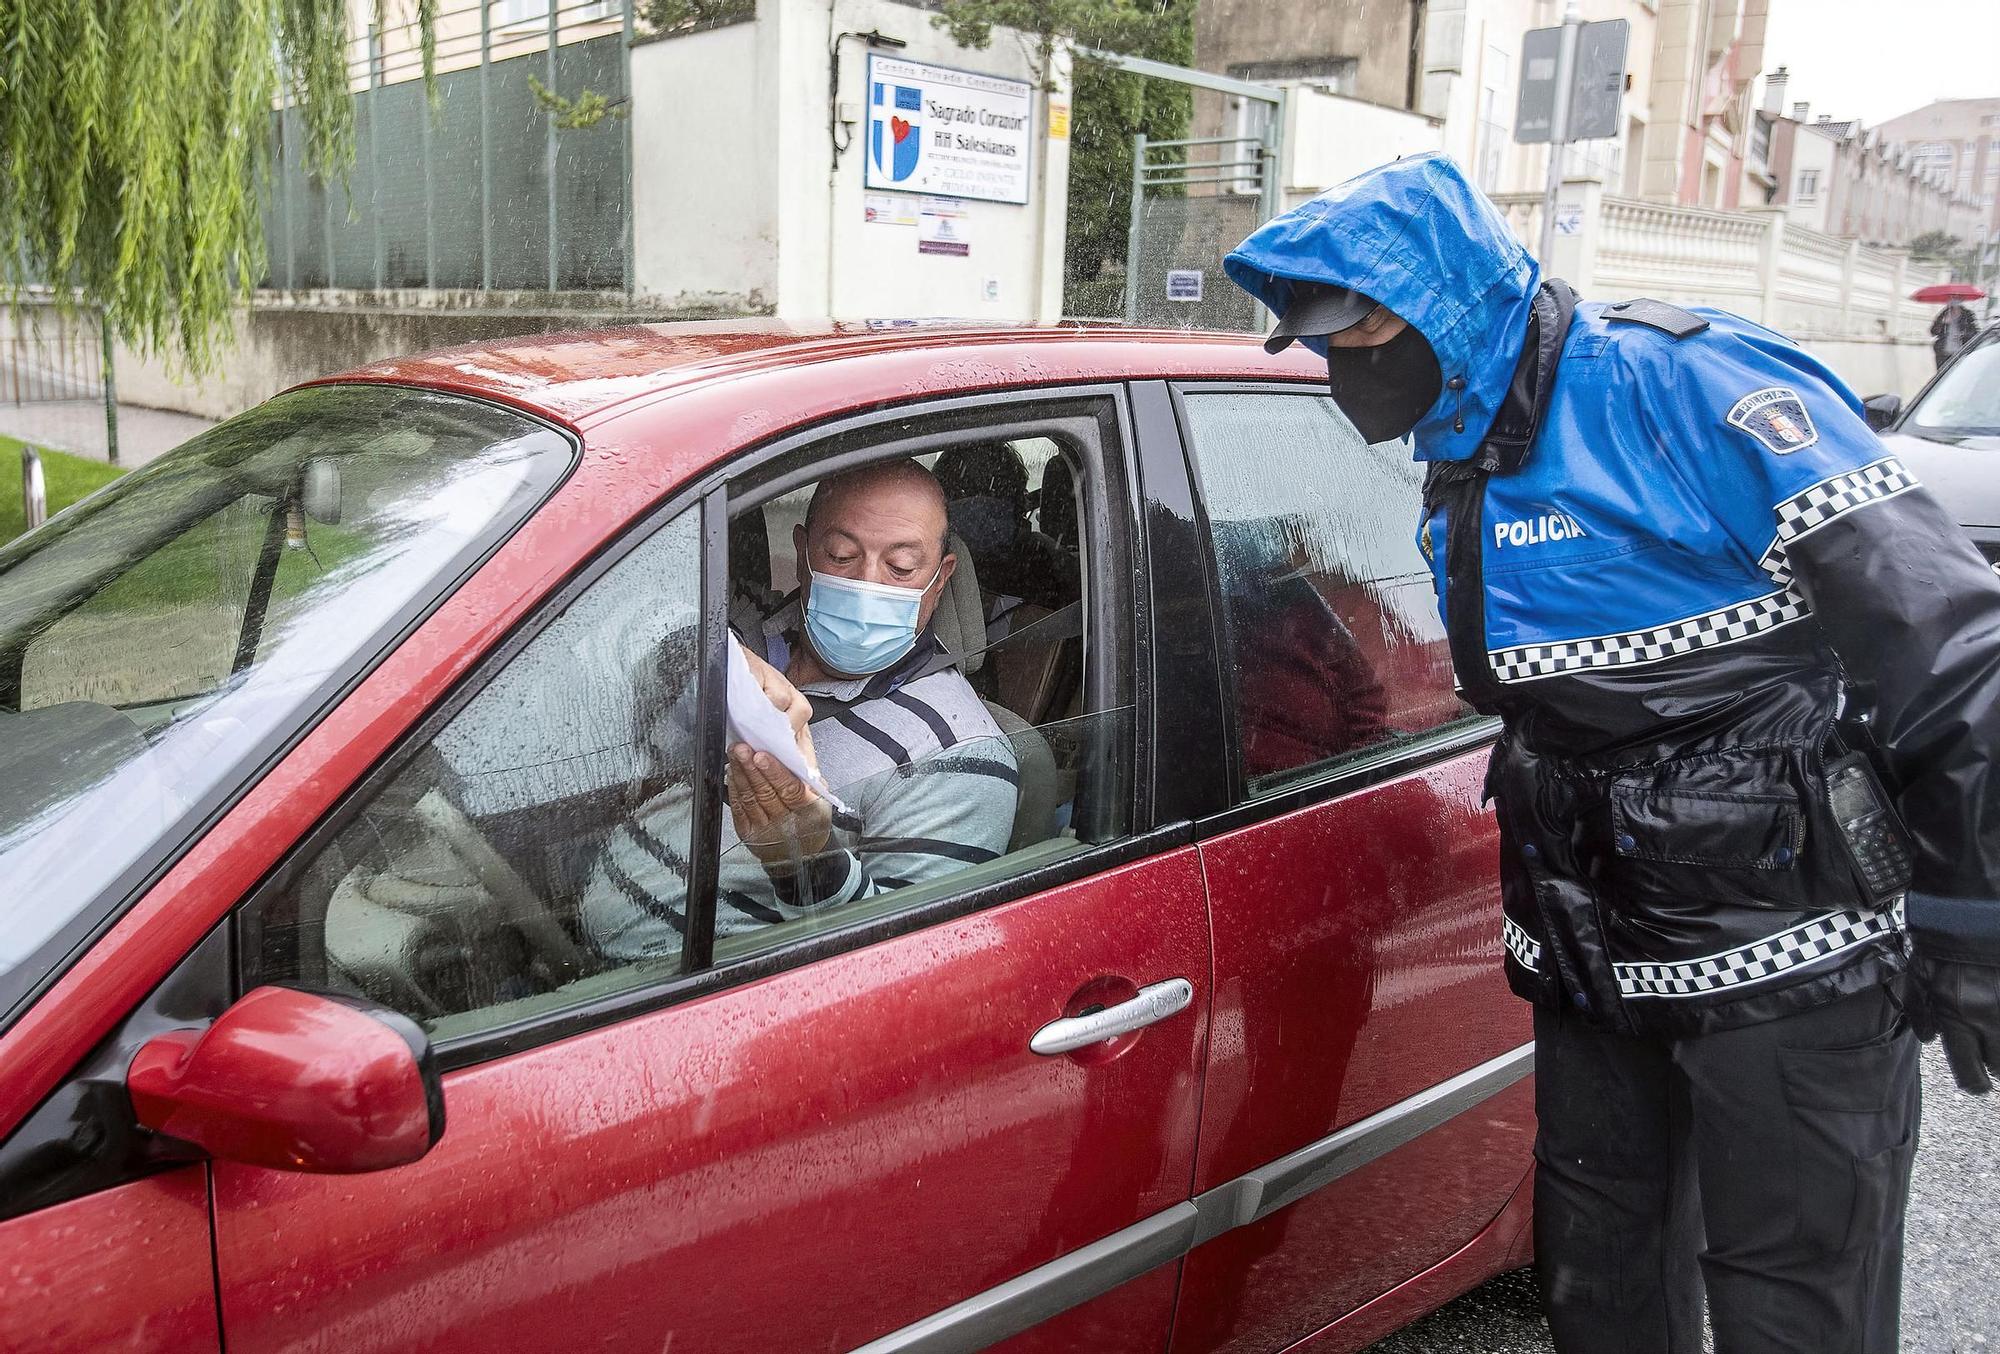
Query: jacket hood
1224 152 1541 462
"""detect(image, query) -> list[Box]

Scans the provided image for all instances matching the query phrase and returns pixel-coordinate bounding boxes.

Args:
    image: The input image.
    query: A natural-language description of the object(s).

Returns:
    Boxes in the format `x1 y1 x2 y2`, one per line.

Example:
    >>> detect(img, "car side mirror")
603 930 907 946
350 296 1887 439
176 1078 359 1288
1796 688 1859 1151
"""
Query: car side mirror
126 986 444 1174
1862 393 1902 432
301 459 342 524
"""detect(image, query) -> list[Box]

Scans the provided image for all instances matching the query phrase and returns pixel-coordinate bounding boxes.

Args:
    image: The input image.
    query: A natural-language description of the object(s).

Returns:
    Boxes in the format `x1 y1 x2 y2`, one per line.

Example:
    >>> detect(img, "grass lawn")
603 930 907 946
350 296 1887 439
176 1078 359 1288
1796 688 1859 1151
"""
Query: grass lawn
0 436 125 547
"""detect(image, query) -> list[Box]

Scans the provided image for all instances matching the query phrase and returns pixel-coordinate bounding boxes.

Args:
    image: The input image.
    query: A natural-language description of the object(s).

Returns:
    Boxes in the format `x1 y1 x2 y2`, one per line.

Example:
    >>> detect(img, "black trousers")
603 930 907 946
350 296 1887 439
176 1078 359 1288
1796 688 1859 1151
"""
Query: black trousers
1533 985 1920 1354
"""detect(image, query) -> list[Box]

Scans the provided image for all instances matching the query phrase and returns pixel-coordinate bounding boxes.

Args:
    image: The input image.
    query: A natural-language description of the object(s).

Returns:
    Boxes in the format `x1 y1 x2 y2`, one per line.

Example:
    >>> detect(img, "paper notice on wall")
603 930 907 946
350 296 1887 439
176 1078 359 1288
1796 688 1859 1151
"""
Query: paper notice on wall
918 198 972 256
1554 204 1584 235
1047 98 1071 140
865 193 919 226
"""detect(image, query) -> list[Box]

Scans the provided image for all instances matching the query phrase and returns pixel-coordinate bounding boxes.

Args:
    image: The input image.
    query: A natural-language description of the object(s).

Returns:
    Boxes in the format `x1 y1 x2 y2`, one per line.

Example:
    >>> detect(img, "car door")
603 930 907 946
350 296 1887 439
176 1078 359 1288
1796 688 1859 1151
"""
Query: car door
1145 383 1536 1354
210 386 1212 1353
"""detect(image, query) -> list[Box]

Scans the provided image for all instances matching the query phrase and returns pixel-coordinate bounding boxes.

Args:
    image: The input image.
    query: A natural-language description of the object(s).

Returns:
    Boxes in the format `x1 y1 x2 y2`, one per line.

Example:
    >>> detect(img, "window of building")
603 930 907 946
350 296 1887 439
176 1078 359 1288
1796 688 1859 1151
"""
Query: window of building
1477 45 1511 192
1798 168 1820 201
1179 392 1477 798
241 399 1137 1049
494 0 617 29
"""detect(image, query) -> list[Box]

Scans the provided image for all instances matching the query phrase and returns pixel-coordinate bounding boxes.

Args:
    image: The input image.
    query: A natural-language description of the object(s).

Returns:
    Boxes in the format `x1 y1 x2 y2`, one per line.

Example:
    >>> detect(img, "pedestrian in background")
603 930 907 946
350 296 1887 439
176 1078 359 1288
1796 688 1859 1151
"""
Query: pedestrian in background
1227 152 2000 1354
1932 298 1977 369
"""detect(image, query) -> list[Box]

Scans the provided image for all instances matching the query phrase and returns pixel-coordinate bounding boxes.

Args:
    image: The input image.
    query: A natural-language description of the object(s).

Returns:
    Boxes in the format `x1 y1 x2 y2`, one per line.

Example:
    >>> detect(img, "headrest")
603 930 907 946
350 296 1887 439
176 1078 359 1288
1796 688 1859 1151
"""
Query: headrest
935 441 1029 509
1038 456 1079 551
937 442 1031 569
930 530 989 676
729 506 772 595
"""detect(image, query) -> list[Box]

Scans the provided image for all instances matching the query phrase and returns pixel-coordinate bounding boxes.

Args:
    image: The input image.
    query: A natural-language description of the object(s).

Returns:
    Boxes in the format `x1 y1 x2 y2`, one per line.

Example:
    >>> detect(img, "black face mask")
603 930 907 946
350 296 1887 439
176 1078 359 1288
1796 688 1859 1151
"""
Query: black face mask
1324 324 1443 445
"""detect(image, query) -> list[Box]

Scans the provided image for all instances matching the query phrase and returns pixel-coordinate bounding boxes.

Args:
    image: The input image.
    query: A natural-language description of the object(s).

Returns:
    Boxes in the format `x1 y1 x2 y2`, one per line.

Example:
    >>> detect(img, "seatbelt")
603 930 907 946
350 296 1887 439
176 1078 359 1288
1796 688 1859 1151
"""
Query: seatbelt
1422 278 1580 715
972 600 1084 661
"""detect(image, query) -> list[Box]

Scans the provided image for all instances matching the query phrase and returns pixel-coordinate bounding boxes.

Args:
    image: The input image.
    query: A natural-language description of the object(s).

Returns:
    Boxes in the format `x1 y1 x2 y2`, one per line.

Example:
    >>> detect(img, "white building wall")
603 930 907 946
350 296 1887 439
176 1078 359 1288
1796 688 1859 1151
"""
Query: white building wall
817 0 1068 323
1284 90 1442 201
631 0 1068 323
631 22 775 311
1782 127 1837 234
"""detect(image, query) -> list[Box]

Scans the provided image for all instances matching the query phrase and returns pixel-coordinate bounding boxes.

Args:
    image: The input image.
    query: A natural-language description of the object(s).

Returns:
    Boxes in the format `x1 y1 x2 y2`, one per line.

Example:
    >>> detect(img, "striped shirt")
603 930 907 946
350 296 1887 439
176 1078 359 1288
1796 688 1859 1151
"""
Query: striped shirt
582 603 1019 958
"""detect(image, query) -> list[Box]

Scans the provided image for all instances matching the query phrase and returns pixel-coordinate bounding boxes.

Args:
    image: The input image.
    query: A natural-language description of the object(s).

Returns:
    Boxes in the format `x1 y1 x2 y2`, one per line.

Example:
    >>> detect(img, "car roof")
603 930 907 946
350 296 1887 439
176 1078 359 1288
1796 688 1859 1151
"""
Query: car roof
306 319 1325 430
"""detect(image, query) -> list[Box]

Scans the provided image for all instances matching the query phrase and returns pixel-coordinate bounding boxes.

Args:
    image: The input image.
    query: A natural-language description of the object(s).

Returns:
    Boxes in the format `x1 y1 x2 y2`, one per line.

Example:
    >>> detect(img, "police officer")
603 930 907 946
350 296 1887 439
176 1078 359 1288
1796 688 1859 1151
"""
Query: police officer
1226 153 2000 1353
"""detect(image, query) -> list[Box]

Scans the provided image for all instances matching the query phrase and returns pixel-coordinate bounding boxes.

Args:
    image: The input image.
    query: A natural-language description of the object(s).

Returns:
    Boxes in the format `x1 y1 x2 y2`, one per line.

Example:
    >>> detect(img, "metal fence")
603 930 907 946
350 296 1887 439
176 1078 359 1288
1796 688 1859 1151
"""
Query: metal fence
0 310 104 405
262 0 635 293
1122 134 1271 332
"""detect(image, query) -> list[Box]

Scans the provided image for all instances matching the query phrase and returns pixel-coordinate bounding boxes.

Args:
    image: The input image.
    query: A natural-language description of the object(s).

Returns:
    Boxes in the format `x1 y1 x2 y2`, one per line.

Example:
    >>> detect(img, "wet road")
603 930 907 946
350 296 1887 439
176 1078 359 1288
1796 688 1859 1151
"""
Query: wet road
1365 1042 2000 1353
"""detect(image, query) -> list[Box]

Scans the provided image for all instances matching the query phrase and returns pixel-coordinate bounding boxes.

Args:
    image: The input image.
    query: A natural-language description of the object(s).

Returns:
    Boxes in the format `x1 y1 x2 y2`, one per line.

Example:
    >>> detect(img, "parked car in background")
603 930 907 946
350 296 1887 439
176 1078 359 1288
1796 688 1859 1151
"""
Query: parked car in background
0 323 1533 1354
1868 321 2000 571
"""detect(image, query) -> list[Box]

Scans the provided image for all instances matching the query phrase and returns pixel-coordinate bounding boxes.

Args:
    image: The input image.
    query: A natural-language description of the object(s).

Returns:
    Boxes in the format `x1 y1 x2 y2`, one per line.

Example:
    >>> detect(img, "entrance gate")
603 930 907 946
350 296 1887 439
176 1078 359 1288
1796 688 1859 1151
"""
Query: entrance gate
1077 50 1285 332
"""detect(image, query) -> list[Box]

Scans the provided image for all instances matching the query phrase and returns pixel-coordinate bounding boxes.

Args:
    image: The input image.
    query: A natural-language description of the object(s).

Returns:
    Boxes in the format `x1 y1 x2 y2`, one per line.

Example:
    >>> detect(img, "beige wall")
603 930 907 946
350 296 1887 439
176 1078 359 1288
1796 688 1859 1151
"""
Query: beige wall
1875 97 2000 240
14 293 667 422
1195 0 1419 111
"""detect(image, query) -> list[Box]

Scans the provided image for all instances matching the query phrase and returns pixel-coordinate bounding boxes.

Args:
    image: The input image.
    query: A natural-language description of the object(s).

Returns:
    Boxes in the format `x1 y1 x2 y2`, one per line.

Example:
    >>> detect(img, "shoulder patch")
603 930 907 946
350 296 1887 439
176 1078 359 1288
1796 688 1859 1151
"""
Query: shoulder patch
1603 298 1711 340
1726 386 1819 454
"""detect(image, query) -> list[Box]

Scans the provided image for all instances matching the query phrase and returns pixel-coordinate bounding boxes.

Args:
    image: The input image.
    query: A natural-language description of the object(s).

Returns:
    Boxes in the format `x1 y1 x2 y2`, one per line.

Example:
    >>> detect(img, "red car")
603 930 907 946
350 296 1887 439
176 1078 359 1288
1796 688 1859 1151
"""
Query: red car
0 323 1533 1353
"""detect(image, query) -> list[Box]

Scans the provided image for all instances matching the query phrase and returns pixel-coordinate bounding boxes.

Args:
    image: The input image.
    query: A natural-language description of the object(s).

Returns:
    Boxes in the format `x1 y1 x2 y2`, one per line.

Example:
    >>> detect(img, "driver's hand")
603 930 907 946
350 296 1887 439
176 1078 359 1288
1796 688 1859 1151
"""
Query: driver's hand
737 641 818 776
727 743 833 870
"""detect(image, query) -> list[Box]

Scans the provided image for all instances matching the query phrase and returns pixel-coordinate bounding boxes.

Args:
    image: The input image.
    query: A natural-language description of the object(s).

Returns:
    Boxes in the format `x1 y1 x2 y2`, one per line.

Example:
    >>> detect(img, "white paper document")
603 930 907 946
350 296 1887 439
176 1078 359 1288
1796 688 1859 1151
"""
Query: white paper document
725 637 850 813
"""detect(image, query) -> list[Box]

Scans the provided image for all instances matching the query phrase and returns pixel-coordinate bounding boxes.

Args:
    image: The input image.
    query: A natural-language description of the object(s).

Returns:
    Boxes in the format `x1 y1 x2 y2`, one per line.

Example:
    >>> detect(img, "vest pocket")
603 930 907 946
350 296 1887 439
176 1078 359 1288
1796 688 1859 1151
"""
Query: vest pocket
1603 753 1812 911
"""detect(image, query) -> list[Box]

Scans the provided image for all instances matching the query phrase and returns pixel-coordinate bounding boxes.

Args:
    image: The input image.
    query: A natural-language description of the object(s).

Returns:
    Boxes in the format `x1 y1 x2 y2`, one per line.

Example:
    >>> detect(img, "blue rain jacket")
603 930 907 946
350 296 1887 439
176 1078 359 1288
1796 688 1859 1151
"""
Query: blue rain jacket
1228 153 2000 1035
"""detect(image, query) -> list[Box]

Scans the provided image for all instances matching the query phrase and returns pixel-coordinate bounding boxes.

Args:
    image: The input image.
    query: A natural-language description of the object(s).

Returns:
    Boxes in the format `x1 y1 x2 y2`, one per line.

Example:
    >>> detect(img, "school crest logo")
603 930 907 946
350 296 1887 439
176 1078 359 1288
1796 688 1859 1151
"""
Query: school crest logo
870 82 923 183
1727 386 1818 454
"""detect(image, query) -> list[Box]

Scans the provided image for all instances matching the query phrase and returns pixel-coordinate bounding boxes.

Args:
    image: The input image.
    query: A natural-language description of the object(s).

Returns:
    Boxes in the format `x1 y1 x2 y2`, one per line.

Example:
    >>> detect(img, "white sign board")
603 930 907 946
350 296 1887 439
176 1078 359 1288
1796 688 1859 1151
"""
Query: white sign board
866 55 1033 205
1165 269 1205 302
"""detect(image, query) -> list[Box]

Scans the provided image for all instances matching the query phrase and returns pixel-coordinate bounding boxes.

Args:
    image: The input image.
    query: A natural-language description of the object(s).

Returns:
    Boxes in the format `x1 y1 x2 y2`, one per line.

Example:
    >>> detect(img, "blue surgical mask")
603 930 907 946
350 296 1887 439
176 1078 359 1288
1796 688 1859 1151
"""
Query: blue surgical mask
804 567 940 676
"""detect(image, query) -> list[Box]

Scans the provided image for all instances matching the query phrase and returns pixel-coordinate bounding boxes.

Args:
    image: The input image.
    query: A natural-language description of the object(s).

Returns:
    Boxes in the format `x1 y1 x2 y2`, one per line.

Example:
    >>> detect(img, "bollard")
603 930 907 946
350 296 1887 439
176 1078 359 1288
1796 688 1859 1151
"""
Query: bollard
21 445 46 532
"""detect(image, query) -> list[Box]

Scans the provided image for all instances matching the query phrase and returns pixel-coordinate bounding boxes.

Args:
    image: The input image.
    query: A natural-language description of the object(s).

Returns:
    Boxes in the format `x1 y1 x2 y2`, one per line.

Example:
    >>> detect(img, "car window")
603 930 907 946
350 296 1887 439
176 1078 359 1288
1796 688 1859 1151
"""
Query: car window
244 508 702 1039
1180 389 1476 797
702 435 1120 964
0 385 572 1027
244 407 1134 1047
1907 338 2000 437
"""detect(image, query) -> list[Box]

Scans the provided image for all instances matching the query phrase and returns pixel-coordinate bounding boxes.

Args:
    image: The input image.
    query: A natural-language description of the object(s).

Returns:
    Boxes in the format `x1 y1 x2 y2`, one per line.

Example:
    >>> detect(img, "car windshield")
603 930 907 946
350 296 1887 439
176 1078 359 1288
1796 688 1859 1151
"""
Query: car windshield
0 384 573 1025
1907 338 2000 438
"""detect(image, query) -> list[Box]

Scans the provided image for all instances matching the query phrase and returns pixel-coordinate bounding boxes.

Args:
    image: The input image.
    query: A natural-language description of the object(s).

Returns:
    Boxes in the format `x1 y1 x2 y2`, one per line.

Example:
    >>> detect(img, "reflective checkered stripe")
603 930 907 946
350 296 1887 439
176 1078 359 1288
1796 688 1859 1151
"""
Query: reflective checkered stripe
1502 915 1543 971
1614 899 1905 1000
1757 457 1919 589
1489 591 1811 683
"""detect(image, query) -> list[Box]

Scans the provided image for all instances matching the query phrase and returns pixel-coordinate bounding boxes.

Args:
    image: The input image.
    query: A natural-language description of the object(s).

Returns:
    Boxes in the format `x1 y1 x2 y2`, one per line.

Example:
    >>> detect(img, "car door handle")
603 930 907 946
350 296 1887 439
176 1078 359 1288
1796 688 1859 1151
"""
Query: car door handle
1030 978 1195 1056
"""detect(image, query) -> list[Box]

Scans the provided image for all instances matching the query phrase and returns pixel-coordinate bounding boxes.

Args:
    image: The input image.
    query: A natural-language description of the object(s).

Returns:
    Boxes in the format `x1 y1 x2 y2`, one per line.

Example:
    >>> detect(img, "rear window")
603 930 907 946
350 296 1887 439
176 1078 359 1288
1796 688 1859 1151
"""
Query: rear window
0 384 573 1025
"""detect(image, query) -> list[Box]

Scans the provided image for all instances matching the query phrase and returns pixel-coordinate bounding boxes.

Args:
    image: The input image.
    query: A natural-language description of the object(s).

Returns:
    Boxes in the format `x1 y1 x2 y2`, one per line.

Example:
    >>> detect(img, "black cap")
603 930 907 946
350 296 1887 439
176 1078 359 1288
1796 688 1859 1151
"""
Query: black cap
1263 282 1376 353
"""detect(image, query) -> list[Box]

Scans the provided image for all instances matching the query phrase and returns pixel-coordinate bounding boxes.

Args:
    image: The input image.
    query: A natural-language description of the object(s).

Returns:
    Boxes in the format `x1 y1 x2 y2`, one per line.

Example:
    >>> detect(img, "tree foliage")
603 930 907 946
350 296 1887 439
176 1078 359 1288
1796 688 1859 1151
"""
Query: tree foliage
931 0 1196 317
640 0 754 35
1909 229 1985 282
0 0 435 370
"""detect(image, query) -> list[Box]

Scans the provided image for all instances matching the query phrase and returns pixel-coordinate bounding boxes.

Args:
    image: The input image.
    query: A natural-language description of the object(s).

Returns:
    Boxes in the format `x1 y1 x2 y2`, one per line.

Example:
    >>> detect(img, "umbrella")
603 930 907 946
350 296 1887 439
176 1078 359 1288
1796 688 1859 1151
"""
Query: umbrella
1911 283 1987 303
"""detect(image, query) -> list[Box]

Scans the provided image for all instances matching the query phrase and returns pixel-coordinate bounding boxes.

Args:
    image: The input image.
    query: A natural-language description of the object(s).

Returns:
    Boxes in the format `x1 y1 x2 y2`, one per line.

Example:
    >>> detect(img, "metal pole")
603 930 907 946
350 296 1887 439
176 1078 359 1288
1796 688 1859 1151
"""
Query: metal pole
622 0 635 298
1537 1 1583 267
422 57 436 289
99 315 119 469
1124 134 1147 325
370 22 385 292
21 445 45 531
546 0 560 292
280 102 297 289
1258 89 1286 224
481 2 494 290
